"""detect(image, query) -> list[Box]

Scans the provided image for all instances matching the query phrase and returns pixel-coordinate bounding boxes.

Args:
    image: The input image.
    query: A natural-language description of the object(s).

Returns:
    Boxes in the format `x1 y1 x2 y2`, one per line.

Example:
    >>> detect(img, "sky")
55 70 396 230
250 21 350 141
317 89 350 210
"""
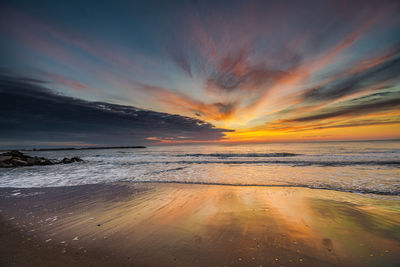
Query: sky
0 0 399 147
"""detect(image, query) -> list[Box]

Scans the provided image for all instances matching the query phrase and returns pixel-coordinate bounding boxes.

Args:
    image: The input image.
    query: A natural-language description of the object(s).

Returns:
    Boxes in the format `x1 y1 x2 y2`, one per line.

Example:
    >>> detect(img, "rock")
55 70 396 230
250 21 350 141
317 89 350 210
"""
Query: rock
61 158 72 164
39 159 53 165
0 151 85 168
0 156 12 162
11 158 28 166
71 156 83 162
0 162 13 168
4 150 24 158
61 157 83 164
26 158 37 165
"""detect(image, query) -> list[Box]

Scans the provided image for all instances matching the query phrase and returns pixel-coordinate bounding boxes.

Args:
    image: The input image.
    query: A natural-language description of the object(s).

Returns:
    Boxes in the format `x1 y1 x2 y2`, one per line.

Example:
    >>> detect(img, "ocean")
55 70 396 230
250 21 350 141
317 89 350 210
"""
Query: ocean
1 141 399 195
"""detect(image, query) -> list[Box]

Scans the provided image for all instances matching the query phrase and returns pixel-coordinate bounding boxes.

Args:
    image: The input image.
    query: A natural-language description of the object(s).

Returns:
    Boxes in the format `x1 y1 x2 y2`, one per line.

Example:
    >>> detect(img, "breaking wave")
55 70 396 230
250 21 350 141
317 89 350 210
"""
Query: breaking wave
177 152 300 158
0 141 399 196
128 160 400 167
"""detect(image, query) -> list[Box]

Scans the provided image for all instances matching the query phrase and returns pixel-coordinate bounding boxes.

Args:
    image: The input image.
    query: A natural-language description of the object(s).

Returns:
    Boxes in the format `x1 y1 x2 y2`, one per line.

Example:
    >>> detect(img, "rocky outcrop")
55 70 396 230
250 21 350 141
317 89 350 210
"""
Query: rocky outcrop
60 157 83 164
0 150 83 168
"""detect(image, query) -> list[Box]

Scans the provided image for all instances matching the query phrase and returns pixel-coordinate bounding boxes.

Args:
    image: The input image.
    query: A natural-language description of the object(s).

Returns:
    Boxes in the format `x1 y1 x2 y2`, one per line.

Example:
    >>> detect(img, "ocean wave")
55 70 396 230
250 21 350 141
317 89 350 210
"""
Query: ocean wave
127 180 400 196
146 167 187 175
128 160 400 167
177 152 300 158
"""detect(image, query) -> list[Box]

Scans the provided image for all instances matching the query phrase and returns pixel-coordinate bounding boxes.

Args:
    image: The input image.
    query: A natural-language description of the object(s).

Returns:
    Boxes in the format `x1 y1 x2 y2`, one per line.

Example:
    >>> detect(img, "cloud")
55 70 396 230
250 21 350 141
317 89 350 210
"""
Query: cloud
302 48 400 103
1 0 399 139
206 48 293 92
167 48 192 77
282 91 400 123
41 72 98 93
0 7 146 72
138 83 239 120
293 117 400 132
0 74 232 147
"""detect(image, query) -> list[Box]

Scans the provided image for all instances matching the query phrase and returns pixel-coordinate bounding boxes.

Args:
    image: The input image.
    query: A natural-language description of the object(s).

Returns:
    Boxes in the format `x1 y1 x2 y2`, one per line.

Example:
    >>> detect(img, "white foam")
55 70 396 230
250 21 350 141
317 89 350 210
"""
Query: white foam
0 142 399 195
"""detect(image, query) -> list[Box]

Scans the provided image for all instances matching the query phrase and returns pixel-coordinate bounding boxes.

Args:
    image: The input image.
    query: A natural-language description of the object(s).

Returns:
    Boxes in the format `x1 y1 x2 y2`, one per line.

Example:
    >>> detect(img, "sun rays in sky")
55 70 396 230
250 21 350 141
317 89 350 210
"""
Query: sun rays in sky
1 0 399 145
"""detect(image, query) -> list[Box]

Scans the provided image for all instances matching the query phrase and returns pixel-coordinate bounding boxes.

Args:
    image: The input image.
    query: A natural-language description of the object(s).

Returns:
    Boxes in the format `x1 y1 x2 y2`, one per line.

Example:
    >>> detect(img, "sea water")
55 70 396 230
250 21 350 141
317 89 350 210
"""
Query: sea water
0 141 399 195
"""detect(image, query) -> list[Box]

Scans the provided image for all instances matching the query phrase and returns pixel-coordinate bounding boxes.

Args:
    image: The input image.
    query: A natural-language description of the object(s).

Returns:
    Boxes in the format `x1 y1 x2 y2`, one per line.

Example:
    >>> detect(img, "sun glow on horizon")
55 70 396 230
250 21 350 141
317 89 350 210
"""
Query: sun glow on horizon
1 0 399 146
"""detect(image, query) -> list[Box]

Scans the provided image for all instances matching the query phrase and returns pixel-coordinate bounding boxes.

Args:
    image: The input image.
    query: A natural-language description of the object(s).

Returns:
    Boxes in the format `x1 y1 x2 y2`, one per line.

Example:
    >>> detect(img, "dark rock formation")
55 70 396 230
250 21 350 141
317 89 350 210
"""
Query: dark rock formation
61 157 83 164
0 150 84 168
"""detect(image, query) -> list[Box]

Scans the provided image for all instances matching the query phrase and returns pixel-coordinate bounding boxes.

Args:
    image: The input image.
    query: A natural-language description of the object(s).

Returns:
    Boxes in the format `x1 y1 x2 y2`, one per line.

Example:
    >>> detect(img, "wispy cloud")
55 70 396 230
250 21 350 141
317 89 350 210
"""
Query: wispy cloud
1 0 399 142
286 92 400 123
301 49 400 103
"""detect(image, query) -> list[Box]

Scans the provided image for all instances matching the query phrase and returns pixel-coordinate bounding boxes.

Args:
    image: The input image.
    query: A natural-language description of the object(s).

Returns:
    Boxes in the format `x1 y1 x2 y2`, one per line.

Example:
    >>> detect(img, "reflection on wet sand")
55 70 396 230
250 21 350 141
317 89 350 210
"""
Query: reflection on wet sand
0 183 399 266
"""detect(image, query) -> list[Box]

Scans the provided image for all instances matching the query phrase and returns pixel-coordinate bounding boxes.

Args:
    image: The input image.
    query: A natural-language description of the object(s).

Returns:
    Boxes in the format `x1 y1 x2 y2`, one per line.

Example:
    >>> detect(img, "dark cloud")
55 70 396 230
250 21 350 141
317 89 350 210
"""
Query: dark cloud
285 91 400 123
213 102 237 115
302 50 400 102
0 75 232 147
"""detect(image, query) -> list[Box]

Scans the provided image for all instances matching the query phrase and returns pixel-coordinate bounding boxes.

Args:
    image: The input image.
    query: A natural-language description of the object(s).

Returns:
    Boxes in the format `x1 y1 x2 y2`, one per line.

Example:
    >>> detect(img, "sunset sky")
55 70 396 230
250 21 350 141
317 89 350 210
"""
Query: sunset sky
1 0 400 146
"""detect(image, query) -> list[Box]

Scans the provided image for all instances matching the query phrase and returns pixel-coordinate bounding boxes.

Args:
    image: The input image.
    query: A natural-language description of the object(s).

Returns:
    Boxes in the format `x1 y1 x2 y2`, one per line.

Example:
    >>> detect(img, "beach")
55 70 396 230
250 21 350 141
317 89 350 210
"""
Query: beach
2 0 400 265
1 183 399 266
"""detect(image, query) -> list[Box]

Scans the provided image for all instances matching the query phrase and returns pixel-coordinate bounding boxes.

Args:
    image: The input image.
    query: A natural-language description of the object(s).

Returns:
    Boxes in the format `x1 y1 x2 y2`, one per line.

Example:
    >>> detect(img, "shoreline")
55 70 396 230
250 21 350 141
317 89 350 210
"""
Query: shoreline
1 182 399 266
2 181 399 197
114 180 400 196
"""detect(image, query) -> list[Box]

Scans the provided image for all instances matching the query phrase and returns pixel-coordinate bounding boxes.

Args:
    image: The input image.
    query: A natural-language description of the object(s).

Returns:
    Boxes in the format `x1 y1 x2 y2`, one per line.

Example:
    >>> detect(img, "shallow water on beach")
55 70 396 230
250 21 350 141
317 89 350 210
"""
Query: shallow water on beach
1 184 400 266
0 141 399 195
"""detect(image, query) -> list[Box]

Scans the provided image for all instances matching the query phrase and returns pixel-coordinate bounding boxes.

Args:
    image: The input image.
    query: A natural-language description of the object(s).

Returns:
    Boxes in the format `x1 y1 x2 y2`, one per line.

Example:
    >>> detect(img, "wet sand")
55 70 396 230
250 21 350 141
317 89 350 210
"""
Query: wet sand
0 183 399 266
